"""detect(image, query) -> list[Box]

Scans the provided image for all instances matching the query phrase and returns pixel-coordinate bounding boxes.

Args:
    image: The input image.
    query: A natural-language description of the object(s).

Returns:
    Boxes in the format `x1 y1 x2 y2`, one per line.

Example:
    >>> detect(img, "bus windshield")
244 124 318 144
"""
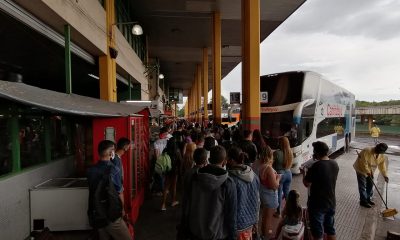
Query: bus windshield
261 111 298 149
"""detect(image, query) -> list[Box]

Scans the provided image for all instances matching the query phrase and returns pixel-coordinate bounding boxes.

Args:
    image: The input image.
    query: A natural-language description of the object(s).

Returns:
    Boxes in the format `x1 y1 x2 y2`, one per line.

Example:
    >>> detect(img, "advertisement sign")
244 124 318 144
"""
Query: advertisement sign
230 92 241 104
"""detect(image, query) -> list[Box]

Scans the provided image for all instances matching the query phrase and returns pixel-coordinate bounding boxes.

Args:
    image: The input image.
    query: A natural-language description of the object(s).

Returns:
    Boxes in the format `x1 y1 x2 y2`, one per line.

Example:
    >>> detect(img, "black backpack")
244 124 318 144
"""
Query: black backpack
88 166 123 228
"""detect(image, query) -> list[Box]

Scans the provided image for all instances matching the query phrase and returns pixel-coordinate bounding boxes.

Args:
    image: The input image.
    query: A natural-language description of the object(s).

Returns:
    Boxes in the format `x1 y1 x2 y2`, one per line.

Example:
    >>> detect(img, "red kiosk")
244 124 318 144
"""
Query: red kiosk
92 108 150 224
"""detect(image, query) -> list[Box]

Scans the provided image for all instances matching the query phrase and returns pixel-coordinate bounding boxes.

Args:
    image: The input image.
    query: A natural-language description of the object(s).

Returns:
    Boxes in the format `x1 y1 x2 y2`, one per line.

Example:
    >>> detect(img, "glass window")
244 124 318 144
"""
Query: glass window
299 103 316 143
50 116 73 160
0 117 12 176
20 116 46 169
260 72 304 107
316 117 345 139
261 111 294 149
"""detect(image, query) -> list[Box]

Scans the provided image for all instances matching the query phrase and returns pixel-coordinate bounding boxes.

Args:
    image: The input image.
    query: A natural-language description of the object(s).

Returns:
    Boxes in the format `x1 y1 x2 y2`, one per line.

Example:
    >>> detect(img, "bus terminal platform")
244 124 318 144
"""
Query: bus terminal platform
51 138 400 240
134 140 400 240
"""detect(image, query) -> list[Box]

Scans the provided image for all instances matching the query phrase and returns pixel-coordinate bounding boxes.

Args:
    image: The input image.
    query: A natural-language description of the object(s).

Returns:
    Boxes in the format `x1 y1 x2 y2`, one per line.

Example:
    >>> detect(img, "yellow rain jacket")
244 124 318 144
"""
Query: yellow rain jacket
370 127 380 138
353 147 387 177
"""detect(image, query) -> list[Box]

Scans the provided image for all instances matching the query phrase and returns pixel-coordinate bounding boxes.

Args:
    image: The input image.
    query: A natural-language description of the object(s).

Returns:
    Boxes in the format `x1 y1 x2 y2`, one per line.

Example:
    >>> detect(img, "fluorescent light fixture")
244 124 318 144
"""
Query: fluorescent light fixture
132 24 143 35
159 74 165 79
125 100 152 103
88 73 99 79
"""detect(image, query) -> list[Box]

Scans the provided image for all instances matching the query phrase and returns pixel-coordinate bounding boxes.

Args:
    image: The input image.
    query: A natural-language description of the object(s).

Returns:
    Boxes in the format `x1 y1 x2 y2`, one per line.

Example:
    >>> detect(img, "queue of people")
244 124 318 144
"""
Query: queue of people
85 119 391 240
150 122 298 240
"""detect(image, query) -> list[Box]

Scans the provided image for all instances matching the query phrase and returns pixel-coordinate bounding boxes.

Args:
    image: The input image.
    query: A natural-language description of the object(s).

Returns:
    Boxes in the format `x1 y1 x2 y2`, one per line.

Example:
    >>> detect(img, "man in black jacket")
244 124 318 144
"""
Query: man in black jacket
181 145 237 240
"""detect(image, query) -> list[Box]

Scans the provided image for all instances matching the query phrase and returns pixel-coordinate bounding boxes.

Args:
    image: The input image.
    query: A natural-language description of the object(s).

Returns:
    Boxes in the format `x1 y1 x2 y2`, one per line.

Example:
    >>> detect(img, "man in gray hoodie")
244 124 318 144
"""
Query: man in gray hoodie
180 145 237 240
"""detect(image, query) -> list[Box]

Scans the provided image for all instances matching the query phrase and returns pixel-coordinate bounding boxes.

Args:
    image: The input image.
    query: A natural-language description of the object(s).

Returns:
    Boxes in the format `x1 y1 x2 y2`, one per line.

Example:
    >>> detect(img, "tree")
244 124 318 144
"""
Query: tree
209 95 228 105
177 108 185 117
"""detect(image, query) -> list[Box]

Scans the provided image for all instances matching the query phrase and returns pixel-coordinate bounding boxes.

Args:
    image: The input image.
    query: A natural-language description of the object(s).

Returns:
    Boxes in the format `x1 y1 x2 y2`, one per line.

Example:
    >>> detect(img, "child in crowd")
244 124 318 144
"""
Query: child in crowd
274 190 304 240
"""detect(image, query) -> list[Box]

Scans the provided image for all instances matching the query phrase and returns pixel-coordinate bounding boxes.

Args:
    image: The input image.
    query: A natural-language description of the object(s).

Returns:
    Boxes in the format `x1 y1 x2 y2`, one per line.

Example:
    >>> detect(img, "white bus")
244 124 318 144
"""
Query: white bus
260 71 355 174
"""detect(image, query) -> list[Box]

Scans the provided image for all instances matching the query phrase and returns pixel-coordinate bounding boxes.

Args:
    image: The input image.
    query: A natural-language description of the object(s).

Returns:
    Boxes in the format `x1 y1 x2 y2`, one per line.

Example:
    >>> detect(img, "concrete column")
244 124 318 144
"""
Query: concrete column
368 115 373 130
197 64 202 123
202 48 209 124
99 0 117 102
241 0 260 131
213 11 222 125
184 101 189 118
188 92 191 120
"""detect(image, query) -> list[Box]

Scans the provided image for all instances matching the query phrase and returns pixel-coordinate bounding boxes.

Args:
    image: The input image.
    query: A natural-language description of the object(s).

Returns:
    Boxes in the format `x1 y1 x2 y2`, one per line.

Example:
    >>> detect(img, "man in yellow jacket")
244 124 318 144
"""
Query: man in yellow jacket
370 124 381 144
353 143 389 208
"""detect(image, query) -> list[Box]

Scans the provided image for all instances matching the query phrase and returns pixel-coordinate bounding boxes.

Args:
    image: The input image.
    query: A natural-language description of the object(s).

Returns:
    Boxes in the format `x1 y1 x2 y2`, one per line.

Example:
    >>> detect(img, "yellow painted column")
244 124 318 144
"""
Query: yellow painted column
184 102 189 118
188 92 192 120
241 0 260 131
194 77 198 123
99 0 117 102
197 64 202 123
202 48 209 124
213 11 222 125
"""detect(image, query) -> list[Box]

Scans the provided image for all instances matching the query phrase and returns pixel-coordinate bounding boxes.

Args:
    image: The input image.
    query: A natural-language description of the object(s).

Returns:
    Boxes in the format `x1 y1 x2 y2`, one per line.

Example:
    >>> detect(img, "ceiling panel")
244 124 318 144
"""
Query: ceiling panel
132 0 306 95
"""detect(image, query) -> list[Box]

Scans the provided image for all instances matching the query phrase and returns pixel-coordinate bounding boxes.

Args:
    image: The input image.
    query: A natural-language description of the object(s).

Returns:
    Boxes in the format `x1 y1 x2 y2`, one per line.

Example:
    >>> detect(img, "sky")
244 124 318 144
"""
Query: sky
220 0 400 103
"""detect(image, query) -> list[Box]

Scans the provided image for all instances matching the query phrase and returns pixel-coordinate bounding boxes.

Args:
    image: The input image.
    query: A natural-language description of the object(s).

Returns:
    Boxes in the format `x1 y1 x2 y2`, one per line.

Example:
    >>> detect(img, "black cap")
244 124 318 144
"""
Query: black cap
375 143 388 154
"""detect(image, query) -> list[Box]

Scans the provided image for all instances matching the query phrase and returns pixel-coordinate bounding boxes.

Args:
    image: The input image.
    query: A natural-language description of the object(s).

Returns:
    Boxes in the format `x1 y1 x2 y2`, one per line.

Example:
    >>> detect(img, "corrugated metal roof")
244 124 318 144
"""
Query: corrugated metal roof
0 80 144 117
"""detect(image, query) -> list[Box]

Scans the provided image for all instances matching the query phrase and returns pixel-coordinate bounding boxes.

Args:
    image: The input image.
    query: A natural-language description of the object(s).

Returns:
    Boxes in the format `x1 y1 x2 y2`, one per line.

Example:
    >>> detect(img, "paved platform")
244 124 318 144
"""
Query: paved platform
135 142 400 240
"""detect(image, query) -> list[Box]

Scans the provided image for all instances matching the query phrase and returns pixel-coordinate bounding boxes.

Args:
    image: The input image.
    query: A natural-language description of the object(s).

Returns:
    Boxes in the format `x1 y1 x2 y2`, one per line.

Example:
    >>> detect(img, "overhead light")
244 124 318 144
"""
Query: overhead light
159 74 165 80
88 73 99 79
113 22 143 36
132 24 143 35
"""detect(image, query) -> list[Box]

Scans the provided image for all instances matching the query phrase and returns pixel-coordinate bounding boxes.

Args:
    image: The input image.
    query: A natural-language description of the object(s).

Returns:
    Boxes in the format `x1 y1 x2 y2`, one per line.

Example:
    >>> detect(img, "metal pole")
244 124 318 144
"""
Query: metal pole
64 24 72 94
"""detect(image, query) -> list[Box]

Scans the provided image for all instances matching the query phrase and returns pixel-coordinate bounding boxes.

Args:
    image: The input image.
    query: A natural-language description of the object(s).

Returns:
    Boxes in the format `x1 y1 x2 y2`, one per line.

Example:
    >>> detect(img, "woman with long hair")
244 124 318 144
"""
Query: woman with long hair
161 137 182 211
252 129 267 156
181 142 197 177
258 146 281 239
274 190 303 239
273 136 293 216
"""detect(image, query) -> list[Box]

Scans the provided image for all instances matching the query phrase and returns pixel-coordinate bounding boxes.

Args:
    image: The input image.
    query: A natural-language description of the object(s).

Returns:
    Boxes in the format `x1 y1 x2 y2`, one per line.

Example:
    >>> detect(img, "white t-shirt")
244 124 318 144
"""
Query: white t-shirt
154 138 168 156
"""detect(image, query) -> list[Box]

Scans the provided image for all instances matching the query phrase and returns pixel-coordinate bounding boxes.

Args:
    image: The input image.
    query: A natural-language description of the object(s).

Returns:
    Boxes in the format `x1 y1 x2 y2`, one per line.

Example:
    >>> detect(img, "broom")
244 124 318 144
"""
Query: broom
356 150 398 218
370 178 398 218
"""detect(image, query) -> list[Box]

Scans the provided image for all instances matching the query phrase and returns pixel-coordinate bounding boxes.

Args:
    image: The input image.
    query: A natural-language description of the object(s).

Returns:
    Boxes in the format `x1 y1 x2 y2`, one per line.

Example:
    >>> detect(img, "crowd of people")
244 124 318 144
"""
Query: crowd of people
85 119 391 240
150 121 338 240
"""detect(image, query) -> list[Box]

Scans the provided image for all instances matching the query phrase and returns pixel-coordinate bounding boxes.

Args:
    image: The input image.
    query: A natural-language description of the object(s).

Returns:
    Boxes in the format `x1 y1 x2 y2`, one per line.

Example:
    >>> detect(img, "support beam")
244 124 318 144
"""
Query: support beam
241 0 260 131
197 64 202 123
99 0 117 102
213 11 222 125
64 25 72 94
368 115 373 130
202 48 209 124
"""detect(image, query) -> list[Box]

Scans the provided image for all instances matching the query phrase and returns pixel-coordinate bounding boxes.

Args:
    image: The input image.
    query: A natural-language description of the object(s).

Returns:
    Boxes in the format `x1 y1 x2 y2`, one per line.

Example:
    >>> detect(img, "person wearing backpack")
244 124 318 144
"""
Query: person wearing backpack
160 137 182 211
87 140 131 240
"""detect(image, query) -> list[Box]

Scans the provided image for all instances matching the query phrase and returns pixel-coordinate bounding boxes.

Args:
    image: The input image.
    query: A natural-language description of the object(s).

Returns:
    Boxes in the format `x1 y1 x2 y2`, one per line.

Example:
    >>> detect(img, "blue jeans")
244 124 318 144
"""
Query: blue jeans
308 207 336 239
277 169 292 213
356 172 373 203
